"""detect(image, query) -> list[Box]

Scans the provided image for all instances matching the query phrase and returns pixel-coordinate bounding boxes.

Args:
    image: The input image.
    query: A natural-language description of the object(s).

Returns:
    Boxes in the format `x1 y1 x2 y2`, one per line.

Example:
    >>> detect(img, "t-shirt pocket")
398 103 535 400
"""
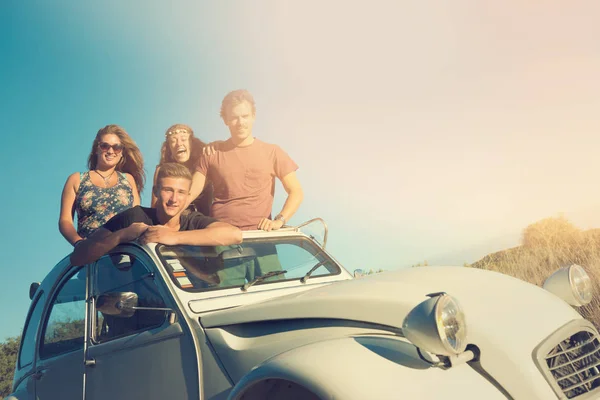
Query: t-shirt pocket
244 166 271 192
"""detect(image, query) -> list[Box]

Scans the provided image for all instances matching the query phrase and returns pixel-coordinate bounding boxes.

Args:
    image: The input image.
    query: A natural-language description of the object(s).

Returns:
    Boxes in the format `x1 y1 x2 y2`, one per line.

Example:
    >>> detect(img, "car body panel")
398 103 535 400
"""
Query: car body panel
202 266 579 399
205 320 400 383
228 335 509 400
84 246 201 400
35 349 84 400
201 266 579 332
85 323 199 400
9 225 600 400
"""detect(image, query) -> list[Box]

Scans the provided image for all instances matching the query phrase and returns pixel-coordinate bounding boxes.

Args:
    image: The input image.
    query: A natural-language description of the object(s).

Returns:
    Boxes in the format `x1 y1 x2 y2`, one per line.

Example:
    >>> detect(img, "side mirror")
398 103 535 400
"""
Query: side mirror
110 254 133 270
96 292 139 318
96 291 175 318
353 269 365 278
29 282 41 300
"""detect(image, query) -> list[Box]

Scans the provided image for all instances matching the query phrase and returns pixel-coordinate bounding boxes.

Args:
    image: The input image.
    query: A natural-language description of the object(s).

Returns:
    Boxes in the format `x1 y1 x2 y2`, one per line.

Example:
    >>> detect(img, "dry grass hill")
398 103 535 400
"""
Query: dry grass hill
469 216 600 329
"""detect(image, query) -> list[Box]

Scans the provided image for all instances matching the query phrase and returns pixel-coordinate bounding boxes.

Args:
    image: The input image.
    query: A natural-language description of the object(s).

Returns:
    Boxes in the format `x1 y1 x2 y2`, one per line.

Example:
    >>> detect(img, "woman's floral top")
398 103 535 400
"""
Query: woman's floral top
75 171 135 238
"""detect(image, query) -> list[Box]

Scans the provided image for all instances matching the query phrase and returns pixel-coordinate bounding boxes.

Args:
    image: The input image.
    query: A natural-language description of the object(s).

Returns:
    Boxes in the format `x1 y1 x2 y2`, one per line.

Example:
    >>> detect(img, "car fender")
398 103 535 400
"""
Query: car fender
5 392 27 400
5 375 35 400
228 335 508 400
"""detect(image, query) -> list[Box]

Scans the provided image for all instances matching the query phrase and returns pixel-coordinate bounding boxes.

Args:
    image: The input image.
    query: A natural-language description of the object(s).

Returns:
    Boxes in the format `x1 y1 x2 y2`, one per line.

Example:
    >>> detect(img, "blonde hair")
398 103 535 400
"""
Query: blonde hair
155 162 192 186
87 125 145 193
220 89 256 121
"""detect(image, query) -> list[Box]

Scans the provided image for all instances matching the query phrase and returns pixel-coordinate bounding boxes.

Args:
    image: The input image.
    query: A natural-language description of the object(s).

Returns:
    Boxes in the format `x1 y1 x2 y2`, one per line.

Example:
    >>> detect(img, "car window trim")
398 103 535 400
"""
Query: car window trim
90 247 173 345
17 290 45 369
38 266 87 360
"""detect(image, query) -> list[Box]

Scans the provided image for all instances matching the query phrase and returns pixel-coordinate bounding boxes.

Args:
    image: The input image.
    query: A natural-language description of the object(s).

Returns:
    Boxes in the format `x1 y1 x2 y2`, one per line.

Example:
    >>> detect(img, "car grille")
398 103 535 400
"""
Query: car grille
544 330 600 399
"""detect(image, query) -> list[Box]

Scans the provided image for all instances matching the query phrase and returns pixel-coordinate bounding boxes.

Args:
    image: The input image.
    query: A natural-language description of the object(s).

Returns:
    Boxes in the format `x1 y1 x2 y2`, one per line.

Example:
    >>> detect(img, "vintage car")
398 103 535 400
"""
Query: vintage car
7 218 600 400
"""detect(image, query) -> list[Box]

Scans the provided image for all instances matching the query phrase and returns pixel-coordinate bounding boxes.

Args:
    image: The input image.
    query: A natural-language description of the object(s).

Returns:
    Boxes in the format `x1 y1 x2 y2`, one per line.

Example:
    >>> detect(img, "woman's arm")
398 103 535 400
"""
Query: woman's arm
125 173 141 206
58 173 83 245
184 171 208 210
151 166 160 207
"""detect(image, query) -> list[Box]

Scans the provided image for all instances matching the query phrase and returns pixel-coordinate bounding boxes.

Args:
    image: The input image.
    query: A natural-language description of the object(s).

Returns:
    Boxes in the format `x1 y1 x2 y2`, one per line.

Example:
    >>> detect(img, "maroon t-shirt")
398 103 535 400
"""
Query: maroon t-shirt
197 138 298 230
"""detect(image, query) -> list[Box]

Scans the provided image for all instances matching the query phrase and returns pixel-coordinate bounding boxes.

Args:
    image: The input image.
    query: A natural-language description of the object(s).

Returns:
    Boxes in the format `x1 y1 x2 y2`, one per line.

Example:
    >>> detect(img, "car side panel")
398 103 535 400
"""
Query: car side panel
85 246 201 400
85 322 198 400
6 374 36 400
34 349 84 400
229 336 509 400
204 319 403 383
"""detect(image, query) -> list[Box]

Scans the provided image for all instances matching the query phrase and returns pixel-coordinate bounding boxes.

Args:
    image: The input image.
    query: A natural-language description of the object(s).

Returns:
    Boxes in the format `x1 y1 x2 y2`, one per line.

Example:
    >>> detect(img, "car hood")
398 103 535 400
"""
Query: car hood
201 266 580 335
201 266 586 398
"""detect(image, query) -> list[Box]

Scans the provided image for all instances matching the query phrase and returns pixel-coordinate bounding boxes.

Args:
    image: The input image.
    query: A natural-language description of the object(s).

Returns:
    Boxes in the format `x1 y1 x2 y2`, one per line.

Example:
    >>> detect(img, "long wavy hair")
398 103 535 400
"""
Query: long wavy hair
87 124 146 193
159 123 206 173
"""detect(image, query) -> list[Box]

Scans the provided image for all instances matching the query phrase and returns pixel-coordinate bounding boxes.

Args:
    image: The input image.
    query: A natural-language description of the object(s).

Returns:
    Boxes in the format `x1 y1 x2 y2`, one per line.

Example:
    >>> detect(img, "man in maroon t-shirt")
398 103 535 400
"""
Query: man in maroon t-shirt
190 89 304 231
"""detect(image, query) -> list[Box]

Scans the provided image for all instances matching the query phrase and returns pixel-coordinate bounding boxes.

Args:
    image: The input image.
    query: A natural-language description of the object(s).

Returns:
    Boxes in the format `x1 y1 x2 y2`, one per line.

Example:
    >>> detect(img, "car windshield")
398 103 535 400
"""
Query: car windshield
156 237 341 292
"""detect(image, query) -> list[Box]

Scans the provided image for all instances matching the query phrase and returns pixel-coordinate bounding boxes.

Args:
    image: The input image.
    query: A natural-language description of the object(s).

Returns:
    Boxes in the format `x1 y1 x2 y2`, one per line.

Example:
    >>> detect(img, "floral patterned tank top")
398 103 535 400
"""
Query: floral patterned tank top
75 171 135 238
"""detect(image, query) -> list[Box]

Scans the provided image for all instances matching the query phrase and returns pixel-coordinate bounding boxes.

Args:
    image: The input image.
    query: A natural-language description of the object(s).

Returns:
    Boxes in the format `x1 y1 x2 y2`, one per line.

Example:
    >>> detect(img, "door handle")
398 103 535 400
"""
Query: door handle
32 370 45 380
84 358 96 367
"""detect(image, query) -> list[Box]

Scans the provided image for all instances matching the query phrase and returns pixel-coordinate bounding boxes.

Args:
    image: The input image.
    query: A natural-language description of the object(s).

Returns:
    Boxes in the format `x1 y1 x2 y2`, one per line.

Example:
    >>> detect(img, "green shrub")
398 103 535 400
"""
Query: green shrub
0 336 20 398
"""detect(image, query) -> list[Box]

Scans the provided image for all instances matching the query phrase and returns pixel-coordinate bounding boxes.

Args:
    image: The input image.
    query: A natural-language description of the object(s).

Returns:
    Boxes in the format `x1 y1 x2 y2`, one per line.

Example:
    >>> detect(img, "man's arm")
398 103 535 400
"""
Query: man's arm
70 223 149 266
139 221 242 246
258 171 304 231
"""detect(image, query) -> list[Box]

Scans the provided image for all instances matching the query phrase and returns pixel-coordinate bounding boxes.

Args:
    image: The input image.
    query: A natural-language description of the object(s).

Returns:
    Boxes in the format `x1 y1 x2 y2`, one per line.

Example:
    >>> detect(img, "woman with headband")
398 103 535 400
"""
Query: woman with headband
152 124 213 215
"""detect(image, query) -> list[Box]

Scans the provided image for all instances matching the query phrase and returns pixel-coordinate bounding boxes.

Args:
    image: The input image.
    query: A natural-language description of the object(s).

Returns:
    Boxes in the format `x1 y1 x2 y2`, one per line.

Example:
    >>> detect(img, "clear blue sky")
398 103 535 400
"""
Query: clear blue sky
2 1 600 341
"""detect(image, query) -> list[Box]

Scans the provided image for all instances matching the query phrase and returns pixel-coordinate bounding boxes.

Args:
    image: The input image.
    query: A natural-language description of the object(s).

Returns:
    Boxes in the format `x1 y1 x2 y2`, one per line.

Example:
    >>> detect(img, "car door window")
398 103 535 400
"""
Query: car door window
93 253 167 343
39 268 86 359
18 291 46 368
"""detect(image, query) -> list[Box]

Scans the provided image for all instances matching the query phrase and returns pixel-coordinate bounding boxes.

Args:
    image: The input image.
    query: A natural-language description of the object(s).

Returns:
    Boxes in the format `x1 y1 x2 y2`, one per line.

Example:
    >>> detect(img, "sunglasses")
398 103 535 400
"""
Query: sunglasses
98 142 124 154
166 129 191 139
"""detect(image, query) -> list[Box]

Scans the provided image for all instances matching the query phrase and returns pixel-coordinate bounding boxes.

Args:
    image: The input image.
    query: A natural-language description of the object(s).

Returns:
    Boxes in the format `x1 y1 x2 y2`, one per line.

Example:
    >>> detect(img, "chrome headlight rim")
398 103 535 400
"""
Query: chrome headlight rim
402 293 468 357
434 294 468 355
543 264 593 307
568 264 593 305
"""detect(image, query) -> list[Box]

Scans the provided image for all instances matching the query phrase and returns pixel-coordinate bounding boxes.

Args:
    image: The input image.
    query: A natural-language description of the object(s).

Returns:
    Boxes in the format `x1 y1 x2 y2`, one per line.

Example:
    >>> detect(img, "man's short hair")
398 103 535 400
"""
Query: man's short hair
156 162 193 185
220 89 256 120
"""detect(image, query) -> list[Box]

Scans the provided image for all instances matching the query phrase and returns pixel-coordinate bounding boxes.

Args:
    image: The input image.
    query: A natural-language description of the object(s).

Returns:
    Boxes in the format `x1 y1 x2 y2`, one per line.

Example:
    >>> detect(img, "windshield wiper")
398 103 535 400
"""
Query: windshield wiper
300 261 327 283
241 270 288 291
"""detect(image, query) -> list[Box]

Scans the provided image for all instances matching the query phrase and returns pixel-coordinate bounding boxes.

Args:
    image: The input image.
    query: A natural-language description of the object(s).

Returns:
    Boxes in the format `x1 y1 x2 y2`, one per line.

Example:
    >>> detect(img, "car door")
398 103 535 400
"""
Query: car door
84 247 200 400
34 267 88 400
10 290 47 400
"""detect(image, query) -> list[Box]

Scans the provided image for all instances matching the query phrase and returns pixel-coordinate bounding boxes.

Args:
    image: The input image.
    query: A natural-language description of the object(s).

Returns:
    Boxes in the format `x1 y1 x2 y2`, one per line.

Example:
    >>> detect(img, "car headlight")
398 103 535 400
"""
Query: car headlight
543 264 593 307
402 293 468 356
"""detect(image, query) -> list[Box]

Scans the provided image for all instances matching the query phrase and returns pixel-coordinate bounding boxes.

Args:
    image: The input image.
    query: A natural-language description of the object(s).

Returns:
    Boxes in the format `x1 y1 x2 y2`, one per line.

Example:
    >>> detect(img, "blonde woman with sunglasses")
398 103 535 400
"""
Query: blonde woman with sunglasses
59 125 145 246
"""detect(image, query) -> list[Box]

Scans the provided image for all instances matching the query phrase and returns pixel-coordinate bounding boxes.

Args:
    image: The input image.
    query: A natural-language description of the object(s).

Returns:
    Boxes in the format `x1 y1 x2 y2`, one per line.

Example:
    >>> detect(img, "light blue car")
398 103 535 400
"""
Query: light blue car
7 219 600 399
